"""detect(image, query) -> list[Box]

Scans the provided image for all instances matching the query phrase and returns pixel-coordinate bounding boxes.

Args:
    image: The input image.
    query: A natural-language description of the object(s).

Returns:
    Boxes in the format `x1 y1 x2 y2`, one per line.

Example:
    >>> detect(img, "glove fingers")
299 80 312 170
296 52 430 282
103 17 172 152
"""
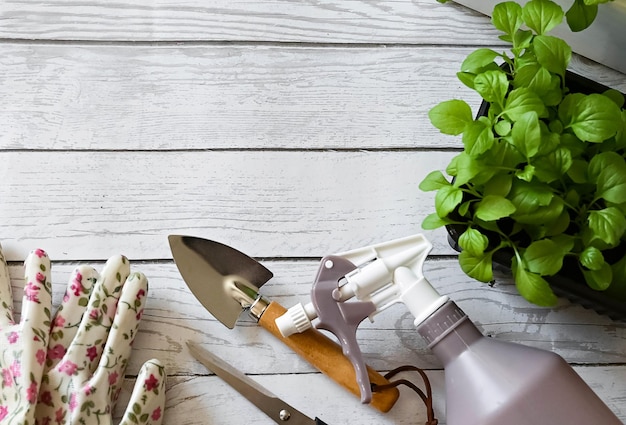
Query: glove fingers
0 243 14 327
20 249 52 378
118 359 166 425
91 272 148 398
46 265 99 369
58 255 130 380
21 249 52 335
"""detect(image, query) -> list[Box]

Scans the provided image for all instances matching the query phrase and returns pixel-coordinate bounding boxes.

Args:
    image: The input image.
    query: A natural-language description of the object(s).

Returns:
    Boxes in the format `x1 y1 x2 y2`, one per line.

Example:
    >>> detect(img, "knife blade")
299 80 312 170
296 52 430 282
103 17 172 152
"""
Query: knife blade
188 341 329 425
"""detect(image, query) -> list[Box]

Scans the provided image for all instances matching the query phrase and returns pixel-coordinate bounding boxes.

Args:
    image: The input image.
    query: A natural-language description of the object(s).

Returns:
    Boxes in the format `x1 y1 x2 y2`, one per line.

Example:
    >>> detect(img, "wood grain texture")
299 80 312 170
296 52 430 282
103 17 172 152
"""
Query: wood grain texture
0 150 457 261
0 0 501 44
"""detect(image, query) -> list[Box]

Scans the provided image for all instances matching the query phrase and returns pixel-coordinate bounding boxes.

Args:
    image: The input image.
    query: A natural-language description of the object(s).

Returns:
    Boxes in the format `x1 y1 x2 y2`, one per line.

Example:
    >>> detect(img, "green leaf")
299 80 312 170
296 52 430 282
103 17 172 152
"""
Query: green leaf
419 170 450 192
588 152 626 204
422 213 451 229
457 71 476 89
516 164 536 182
533 147 573 183
484 173 513 197
511 111 541 158
475 195 517 221
503 88 547 121
512 29 534 51
564 94 623 142
603 89 625 108
435 185 464 217
492 1 523 36
567 159 588 183
580 246 604 270
587 207 626 246
533 35 571 77
494 119 512 136
522 0 564 35
461 49 501 73
463 120 495 157
583 262 613 290
474 70 509 106
429 100 473 135
513 258 558 306
513 63 561 104
459 250 494 282
523 238 569 275
566 0 598 32
452 152 482 186
459 227 489 256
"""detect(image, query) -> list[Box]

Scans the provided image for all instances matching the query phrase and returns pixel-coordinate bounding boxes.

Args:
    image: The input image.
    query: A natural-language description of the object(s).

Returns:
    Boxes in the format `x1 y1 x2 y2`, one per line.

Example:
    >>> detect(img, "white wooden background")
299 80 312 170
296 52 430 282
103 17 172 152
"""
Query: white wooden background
1 1 625 423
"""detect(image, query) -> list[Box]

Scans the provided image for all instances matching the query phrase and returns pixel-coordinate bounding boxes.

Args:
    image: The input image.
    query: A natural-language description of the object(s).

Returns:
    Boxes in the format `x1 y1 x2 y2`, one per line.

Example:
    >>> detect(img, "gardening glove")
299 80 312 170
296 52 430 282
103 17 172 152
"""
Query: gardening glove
0 246 52 425
34 254 166 425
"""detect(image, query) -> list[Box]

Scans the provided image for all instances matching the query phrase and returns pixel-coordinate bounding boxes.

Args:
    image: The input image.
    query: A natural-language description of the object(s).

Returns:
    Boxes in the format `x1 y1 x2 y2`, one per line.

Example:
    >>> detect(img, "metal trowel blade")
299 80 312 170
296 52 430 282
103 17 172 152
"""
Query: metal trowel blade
168 235 274 328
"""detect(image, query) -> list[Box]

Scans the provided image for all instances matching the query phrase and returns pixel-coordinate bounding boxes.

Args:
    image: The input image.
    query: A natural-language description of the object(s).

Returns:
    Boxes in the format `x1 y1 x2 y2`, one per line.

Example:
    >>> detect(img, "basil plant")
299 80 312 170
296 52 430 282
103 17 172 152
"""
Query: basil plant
421 0 626 306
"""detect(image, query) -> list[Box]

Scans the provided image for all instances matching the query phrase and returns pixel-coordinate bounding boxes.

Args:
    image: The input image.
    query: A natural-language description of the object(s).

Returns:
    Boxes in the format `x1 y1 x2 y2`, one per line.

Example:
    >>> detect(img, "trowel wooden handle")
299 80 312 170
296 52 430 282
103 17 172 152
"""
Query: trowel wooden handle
259 301 400 413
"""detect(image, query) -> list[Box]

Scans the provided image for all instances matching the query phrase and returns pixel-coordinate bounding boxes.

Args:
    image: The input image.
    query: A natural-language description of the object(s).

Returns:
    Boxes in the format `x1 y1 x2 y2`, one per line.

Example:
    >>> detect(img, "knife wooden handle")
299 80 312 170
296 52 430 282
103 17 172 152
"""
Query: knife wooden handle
259 301 400 413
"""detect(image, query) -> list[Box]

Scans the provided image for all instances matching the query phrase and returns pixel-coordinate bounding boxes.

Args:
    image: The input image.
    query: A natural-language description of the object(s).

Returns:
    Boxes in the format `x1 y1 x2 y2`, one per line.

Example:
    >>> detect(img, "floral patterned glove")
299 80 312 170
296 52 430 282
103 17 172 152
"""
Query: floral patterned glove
34 254 166 425
0 246 52 424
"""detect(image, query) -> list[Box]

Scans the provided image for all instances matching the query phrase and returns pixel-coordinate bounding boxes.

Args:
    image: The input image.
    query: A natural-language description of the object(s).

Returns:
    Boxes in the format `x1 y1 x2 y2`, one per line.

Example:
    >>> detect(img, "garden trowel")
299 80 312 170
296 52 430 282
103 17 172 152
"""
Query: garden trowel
168 235 399 412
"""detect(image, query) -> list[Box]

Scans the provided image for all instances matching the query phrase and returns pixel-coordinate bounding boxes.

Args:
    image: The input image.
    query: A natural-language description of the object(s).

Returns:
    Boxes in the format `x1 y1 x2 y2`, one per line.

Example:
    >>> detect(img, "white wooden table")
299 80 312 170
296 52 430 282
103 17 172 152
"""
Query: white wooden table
1 1 625 423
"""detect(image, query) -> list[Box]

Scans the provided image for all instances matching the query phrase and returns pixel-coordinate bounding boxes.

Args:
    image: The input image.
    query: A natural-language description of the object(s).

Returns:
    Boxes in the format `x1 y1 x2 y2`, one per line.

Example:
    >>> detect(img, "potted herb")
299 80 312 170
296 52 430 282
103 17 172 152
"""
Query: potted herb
420 0 626 315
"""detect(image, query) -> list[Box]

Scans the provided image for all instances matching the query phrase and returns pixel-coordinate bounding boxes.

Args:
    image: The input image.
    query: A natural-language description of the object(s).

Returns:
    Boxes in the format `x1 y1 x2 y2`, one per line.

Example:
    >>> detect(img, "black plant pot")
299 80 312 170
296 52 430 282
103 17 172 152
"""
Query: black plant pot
446 70 626 321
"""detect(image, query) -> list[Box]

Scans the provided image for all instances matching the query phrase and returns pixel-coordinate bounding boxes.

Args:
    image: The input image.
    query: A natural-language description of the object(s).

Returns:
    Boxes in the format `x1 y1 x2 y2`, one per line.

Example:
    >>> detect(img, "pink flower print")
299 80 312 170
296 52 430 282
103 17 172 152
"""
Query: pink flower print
69 393 78 412
108 371 119 386
86 346 98 362
58 360 78 376
70 272 84 296
151 406 162 421
8 331 18 344
137 288 146 299
40 390 54 406
83 384 95 395
136 308 144 321
36 271 45 283
55 407 66 424
144 373 159 391
89 309 100 321
53 315 66 328
2 368 12 387
0 406 8 421
34 248 46 258
36 348 46 365
48 344 66 360
24 281 41 303
27 380 38 403
10 360 21 379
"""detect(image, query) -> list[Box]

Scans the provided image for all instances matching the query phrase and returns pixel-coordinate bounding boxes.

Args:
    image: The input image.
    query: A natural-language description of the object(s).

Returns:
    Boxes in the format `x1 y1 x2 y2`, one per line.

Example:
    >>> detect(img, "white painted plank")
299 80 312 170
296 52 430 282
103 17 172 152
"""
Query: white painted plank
0 0 501 44
0 150 457 261
1 45 623 151
0 44 477 150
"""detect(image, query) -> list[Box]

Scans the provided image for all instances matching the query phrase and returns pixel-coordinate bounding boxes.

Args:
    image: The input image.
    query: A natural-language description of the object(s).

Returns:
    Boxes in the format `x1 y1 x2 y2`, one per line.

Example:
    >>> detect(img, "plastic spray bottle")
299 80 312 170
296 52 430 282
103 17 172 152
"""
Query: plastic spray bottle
276 234 622 424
